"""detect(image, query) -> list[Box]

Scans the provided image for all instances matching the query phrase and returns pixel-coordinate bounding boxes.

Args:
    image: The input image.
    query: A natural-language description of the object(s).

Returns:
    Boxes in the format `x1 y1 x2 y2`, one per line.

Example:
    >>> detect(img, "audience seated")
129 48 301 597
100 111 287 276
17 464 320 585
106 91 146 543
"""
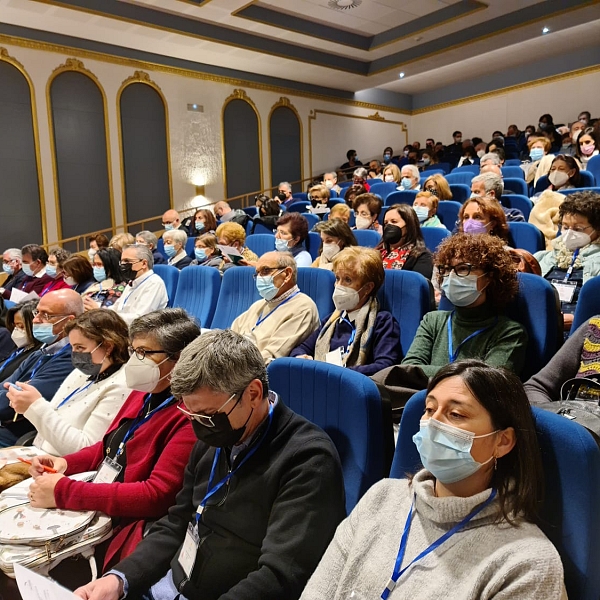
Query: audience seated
312 219 357 270
231 252 319 363
163 230 192 271
42 248 72 296
191 208 217 236
109 245 169 324
307 184 331 218
135 230 166 265
399 165 421 191
413 192 445 228
63 254 96 295
109 232 135 253
545 155 581 192
0 248 26 300
575 129 600 170
560 121 586 156
368 159 383 180
340 149 362 177
83 247 128 310
383 163 401 184
0 289 83 446
323 171 342 194
456 144 478 167
275 213 312 267
379 204 433 279
253 197 282 231
302 360 564 599
191 233 224 268
216 221 259 269
275 181 295 207
352 167 370 191
74 329 344 599
214 200 248 225
535 191 600 330
161 209 187 233
422 173 453 200
471 173 525 222
328 203 351 224
344 184 367 209
88 233 109 263
526 136 554 185
354 193 383 234
18 244 53 296
292 247 400 375
458 196 509 242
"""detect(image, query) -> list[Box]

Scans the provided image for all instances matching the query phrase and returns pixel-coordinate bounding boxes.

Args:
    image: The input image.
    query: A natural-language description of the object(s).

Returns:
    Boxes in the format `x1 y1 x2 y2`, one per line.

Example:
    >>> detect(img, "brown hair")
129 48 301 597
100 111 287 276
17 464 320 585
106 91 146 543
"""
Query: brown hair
423 173 453 200
329 204 351 222
62 255 94 285
414 191 440 212
215 222 246 246
332 246 384 296
315 219 357 251
527 136 551 153
193 209 217 232
89 234 109 249
353 193 383 219
195 233 219 250
459 197 509 241
276 212 309 243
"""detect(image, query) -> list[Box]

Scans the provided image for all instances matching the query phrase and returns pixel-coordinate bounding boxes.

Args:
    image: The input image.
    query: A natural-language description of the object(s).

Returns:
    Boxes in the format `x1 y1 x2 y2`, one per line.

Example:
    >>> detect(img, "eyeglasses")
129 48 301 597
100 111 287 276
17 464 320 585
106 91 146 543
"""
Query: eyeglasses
253 267 282 279
177 393 239 427
119 259 142 266
561 225 593 233
436 263 476 278
128 346 168 360
32 310 71 322
310 196 324 202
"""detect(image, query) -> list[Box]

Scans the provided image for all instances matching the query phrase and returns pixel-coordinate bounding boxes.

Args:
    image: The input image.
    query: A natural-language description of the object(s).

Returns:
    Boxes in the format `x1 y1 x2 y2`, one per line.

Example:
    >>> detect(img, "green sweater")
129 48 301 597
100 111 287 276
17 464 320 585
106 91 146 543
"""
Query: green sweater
401 303 528 377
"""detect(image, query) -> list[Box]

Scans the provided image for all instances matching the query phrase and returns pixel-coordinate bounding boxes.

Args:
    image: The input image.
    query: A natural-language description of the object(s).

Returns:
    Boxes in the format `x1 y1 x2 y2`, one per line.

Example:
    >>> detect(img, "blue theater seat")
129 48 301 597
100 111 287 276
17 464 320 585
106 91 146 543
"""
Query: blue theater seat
296 267 335 319
561 187 600 196
446 171 473 186
436 200 462 230
286 201 309 214
585 156 600 185
501 165 525 180
421 227 450 253
571 276 600 333
426 162 450 174
292 192 308 202
369 182 397 201
210 267 259 329
245 233 275 257
153 264 179 308
353 229 381 247
385 190 418 206
451 165 479 176
307 231 321 262
449 183 471 204
501 194 533 220
303 213 320 230
507 222 544 254
503 177 528 196
172 266 221 328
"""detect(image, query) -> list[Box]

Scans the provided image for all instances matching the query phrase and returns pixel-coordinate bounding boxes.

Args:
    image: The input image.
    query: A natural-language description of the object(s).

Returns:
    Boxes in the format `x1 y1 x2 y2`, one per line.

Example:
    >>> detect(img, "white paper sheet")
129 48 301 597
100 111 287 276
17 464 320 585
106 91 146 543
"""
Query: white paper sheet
15 563 78 600
9 289 39 303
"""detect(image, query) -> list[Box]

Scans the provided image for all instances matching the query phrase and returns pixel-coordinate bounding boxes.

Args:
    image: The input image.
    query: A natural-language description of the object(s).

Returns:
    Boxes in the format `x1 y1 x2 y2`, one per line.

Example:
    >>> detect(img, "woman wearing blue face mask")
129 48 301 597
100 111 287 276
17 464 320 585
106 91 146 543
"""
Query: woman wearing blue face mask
191 233 224 269
190 208 217 237
40 248 73 297
82 248 128 311
163 230 193 271
412 192 445 229
526 136 554 186
274 213 313 267
302 360 564 600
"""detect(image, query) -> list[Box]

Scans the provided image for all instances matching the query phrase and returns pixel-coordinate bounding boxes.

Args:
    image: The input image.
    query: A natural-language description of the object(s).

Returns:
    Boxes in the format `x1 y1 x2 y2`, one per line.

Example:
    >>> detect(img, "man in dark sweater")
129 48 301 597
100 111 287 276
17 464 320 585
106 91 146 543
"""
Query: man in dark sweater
76 329 346 600
0 248 26 300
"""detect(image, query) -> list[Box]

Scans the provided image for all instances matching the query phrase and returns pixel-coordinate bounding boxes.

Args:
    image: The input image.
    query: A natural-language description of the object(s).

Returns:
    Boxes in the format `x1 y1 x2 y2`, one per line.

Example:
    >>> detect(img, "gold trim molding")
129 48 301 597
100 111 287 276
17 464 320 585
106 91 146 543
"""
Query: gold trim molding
267 97 304 190
0 47 48 244
46 57 116 241
116 70 174 227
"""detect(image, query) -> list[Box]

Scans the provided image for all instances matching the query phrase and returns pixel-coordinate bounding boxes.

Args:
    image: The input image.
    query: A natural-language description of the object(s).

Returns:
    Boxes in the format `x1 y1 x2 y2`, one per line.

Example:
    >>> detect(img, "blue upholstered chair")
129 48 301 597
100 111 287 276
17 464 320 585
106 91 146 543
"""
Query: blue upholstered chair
449 183 471 204
153 264 179 308
501 165 525 180
421 227 450 253
501 194 533 220
561 187 600 196
451 164 479 176
426 163 450 174
306 231 321 262
369 182 397 201
210 267 260 329
385 190 418 207
446 172 474 186
571 276 600 334
303 213 320 230
172 266 221 328
296 267 335 320
436 201 462 230
292 192 308 202
243 206 258 218
267 358 387 512
286 201 309 214
580 170 596 187
585 156 600 185
503 177 528 196
245 233 275 258
353 229 381 248
507 222 545 254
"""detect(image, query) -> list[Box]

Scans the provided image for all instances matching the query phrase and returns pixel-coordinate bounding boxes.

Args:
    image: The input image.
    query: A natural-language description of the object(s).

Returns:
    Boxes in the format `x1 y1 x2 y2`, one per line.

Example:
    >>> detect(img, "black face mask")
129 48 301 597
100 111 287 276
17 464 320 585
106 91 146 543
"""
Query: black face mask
71 351 102 377
383 224 404 246
277 192 286 202
119 263 136 281
192 403 254 448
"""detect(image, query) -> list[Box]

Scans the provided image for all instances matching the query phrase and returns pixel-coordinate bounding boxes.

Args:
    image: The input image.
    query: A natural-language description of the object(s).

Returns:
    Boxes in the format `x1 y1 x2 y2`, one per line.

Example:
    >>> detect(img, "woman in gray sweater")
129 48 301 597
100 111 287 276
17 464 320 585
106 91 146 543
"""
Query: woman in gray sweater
301 361 565 600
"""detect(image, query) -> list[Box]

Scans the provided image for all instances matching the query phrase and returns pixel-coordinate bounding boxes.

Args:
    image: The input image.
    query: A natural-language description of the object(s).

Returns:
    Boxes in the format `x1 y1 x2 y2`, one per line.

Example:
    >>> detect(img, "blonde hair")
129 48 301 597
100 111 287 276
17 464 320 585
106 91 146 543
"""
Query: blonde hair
332 246 384 296
528 136 551 153
423 173 453 200
109 232 135 252
215 222 246 246
415 191 439 212
329 204 351 221
196 233 218 249
308 184 330 201
383 164 401 183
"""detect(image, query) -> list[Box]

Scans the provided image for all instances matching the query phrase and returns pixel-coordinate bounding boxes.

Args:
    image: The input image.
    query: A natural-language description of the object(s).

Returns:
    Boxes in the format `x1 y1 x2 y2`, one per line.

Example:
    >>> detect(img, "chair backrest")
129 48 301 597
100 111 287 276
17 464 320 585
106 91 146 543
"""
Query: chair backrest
369 181 397 201
292 192 308 202
561 187 600 196
501 194 533 220
580 170 596 187
366 178 381 186
507 221 545 254
245 233 275 257
339 180 353 190
585 155 600 186
421 227 450 253
384 190 417 206
451 164 479 176
303 213 321 230
448 183 471 204
243 206 258 217
504 158 522 166
210 267 260 329
267 357 386 513
156 238 167 260
306 231 321 261
430 162 450 174
503 177 528 196
377 270 431 357
172 266 221 328
353 229 381 248
329 189 338 199
501 165 525 180
534 175 550 194
389 390 600 600
328 199 344 207
445 171 473 186
571 276 600 333
296 267 335 319
436 200 462 230
439 272 558 379
152 264 179 308
287 201 309 214
420 170 445 182
185 237 195 257
251 221 276 235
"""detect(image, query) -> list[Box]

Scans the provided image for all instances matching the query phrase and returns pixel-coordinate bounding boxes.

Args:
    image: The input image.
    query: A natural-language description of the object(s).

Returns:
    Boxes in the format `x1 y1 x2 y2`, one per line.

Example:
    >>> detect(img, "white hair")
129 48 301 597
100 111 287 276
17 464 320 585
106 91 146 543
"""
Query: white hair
401 164 420 180
480 152 502 166
278 182 292 192
164 229 188 247
3 248 21 261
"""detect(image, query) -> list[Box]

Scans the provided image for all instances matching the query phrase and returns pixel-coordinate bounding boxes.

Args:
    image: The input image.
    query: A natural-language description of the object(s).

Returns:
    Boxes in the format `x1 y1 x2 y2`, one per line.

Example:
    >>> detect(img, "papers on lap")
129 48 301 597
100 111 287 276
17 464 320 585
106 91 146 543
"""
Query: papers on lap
15 563 78 600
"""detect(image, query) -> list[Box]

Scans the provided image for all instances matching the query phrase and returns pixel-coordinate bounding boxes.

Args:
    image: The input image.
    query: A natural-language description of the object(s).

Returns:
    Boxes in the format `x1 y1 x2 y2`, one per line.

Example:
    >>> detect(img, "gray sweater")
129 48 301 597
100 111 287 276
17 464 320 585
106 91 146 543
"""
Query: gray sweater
301 470 565 600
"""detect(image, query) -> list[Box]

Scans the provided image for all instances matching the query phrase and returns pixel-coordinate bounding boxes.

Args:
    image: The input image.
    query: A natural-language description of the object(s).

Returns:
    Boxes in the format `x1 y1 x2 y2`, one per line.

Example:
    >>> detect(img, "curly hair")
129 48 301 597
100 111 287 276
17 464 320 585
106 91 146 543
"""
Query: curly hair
215 222 246 246
559 190 600 231
459 197 509 241
434 233 519 308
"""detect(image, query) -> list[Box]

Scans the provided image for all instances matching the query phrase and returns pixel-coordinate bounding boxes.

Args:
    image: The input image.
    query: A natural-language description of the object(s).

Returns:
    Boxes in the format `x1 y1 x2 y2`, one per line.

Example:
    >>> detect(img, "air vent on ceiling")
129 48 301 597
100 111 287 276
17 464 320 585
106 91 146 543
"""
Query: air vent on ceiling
328 0 362 10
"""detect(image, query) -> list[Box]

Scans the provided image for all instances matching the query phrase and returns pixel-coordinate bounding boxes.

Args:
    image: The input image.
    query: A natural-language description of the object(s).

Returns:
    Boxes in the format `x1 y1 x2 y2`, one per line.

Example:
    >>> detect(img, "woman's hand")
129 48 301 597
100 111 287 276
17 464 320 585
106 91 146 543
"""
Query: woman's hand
83 296 101 311
296 354 314 360
6 381 42 414
29 473 65 508
29 456 68 479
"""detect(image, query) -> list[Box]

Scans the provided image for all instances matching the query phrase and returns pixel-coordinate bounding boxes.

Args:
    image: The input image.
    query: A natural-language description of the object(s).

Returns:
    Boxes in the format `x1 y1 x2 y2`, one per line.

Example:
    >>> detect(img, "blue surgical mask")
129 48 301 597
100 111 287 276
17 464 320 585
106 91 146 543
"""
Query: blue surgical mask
32 318 66 345
22 263 34 277
194 248 207 262
93 266 107 282
400 177 413 190
441 272 484 307
413 206 429 223
164 224 174 231
275 238 289 252
383 154 391 163
164 244 177 258
256 273 281 301
413 418 498 484
2 264 13 275
195 221 205 232
45 265 57 278
530 148 544 161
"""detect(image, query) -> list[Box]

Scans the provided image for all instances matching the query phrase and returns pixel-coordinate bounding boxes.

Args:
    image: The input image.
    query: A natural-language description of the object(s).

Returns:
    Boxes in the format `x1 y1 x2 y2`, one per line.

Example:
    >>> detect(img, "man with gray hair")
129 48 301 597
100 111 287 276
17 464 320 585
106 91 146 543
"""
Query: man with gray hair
75 329 345 600
110 244 168 324
322 171 342 194
0 247 25 299
479 152 502 169
276 181 294 207
135 230 167 265
471 173 525 222
231 251 319 363
400 164 421 191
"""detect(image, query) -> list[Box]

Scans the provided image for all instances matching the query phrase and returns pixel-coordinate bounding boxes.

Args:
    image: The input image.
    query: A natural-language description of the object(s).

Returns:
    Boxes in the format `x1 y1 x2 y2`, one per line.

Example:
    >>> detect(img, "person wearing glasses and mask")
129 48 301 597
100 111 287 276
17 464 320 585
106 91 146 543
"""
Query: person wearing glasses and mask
27 309 199 570
0 248 26 300
73 329 345 600
535 192 600 331
41 248 72 297
0 289 84 446
231 252 319 364
109 245 168 325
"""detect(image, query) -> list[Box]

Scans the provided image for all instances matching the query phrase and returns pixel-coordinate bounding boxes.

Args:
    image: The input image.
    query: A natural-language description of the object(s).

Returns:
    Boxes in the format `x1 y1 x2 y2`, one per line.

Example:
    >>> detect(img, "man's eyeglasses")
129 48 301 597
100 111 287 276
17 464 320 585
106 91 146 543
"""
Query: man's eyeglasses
177 393 239 427
119 259 143 267
437 263 476 278
128 346 168 360
32 310 70 322
253 267 283 280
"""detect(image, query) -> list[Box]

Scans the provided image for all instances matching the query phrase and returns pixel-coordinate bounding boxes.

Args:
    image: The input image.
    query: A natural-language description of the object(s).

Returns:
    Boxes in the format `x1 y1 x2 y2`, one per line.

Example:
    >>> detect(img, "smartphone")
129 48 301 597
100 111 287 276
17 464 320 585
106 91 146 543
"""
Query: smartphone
7 383 22 391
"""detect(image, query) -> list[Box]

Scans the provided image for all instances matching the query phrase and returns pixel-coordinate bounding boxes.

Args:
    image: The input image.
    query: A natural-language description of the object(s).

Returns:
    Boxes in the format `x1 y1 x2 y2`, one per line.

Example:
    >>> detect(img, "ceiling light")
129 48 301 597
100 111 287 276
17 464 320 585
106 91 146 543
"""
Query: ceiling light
399 72 405 79
542 26 550 34
328 0 362 10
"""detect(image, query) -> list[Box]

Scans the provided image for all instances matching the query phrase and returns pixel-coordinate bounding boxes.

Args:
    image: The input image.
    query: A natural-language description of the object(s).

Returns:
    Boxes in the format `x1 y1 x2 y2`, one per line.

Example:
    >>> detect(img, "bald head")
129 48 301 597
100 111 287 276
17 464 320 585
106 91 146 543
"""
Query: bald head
32 288 84 342
480 164 502 177
214 201 232 219
255 251 297 298
162 210 181 230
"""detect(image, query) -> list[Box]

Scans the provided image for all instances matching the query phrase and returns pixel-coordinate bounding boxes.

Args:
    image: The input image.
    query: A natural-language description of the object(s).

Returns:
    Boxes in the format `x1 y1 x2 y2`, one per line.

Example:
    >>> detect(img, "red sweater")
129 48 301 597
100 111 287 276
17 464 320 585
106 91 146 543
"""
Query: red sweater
54 390 196 569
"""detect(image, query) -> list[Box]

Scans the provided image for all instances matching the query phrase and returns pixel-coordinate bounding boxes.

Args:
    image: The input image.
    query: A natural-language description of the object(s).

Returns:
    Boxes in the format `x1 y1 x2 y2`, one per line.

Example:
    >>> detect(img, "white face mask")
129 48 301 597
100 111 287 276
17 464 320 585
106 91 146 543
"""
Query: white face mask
355 216 373 230
11 328 29 349
88 249 97 261
64 276 77 287
384 175 395 183
477 150 485 158
324 180 334 189
549 171 570 189
561 229 592 251
332 285 360 312
124 353 171 393
321 242 341 261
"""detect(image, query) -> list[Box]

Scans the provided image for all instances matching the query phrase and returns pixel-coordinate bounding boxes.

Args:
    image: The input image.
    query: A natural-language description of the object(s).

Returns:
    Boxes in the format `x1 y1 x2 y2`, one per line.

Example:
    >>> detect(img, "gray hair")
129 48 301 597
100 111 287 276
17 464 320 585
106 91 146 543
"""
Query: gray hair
170 329 269 398
136 230 158 249
401 164 420 180
264 251 297 284
278 182 292 192
472 172 504 198
480 152 502 166
163 229 187 247
124 244 154 269
49 248 71 265
324 172 337 181
129 308 201 356
353 167 368 179
3 248 21 261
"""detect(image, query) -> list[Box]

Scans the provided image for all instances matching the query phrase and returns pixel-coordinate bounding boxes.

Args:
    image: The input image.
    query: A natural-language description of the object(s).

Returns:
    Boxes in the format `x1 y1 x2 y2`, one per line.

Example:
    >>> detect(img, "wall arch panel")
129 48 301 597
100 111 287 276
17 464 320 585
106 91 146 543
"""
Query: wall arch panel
269 98 302 193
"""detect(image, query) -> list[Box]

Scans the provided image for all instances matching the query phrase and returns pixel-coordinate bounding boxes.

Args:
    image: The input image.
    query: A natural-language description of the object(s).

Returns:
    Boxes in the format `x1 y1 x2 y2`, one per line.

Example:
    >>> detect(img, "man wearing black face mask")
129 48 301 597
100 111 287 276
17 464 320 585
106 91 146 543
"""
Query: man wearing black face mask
77 329 345 600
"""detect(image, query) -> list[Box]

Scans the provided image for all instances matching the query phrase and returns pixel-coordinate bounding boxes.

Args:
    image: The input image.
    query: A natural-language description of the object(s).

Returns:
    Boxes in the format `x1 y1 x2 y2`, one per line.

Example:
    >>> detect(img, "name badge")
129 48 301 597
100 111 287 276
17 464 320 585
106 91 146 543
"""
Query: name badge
325 347 344 367
551 279 577 303
93 457 122 484
178 522 199 578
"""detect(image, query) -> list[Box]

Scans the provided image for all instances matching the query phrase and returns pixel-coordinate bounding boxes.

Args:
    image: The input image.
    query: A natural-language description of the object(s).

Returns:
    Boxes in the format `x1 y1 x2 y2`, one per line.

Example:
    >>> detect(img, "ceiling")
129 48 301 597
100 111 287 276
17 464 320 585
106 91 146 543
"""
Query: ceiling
1 0 600 98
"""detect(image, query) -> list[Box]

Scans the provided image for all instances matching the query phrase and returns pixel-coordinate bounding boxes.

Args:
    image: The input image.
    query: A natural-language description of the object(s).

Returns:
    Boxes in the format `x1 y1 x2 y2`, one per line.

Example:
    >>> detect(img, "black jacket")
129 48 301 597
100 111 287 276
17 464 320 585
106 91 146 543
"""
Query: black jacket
114 399 346 600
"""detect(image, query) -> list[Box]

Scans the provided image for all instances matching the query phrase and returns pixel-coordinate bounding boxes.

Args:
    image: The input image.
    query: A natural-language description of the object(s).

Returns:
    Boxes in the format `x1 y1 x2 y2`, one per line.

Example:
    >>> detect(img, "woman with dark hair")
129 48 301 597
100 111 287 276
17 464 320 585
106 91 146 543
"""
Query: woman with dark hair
88 233 109 262
353 193 383 234
63 255 95 295
457 144 478 167
458 196 509 242
253 198 282 232
378 204 433 279
191 208 218 236
312 219 357 270
191 233 224 269
344 184 367 209
538 113 562 151
275 212 312 267
302 360 564 599
41 248 73 296
575 128 600 170
546 154 581 191
82 248 128 310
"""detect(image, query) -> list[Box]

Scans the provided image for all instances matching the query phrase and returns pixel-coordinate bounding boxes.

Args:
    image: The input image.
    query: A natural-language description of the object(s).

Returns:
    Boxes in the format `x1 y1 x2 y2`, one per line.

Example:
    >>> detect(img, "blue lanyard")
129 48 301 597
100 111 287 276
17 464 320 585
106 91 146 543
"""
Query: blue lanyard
340 316 356 354
195 402 274 523
252 292 299 331
381 489 497 599
41 280 61 297
0 347 27 372
115 393 175 457
447 312 498 363
55 380 95 410
563 249 580 282
30 344 71 379
122 274 155 306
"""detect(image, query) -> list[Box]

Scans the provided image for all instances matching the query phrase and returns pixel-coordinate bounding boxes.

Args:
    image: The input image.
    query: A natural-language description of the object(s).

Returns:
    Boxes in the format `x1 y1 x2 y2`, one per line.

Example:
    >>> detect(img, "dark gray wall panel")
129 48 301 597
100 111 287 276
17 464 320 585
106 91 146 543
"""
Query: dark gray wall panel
270 106 301 193
120 83 170 224
50 71 112 241
223 100 261 198
0 62 43 248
